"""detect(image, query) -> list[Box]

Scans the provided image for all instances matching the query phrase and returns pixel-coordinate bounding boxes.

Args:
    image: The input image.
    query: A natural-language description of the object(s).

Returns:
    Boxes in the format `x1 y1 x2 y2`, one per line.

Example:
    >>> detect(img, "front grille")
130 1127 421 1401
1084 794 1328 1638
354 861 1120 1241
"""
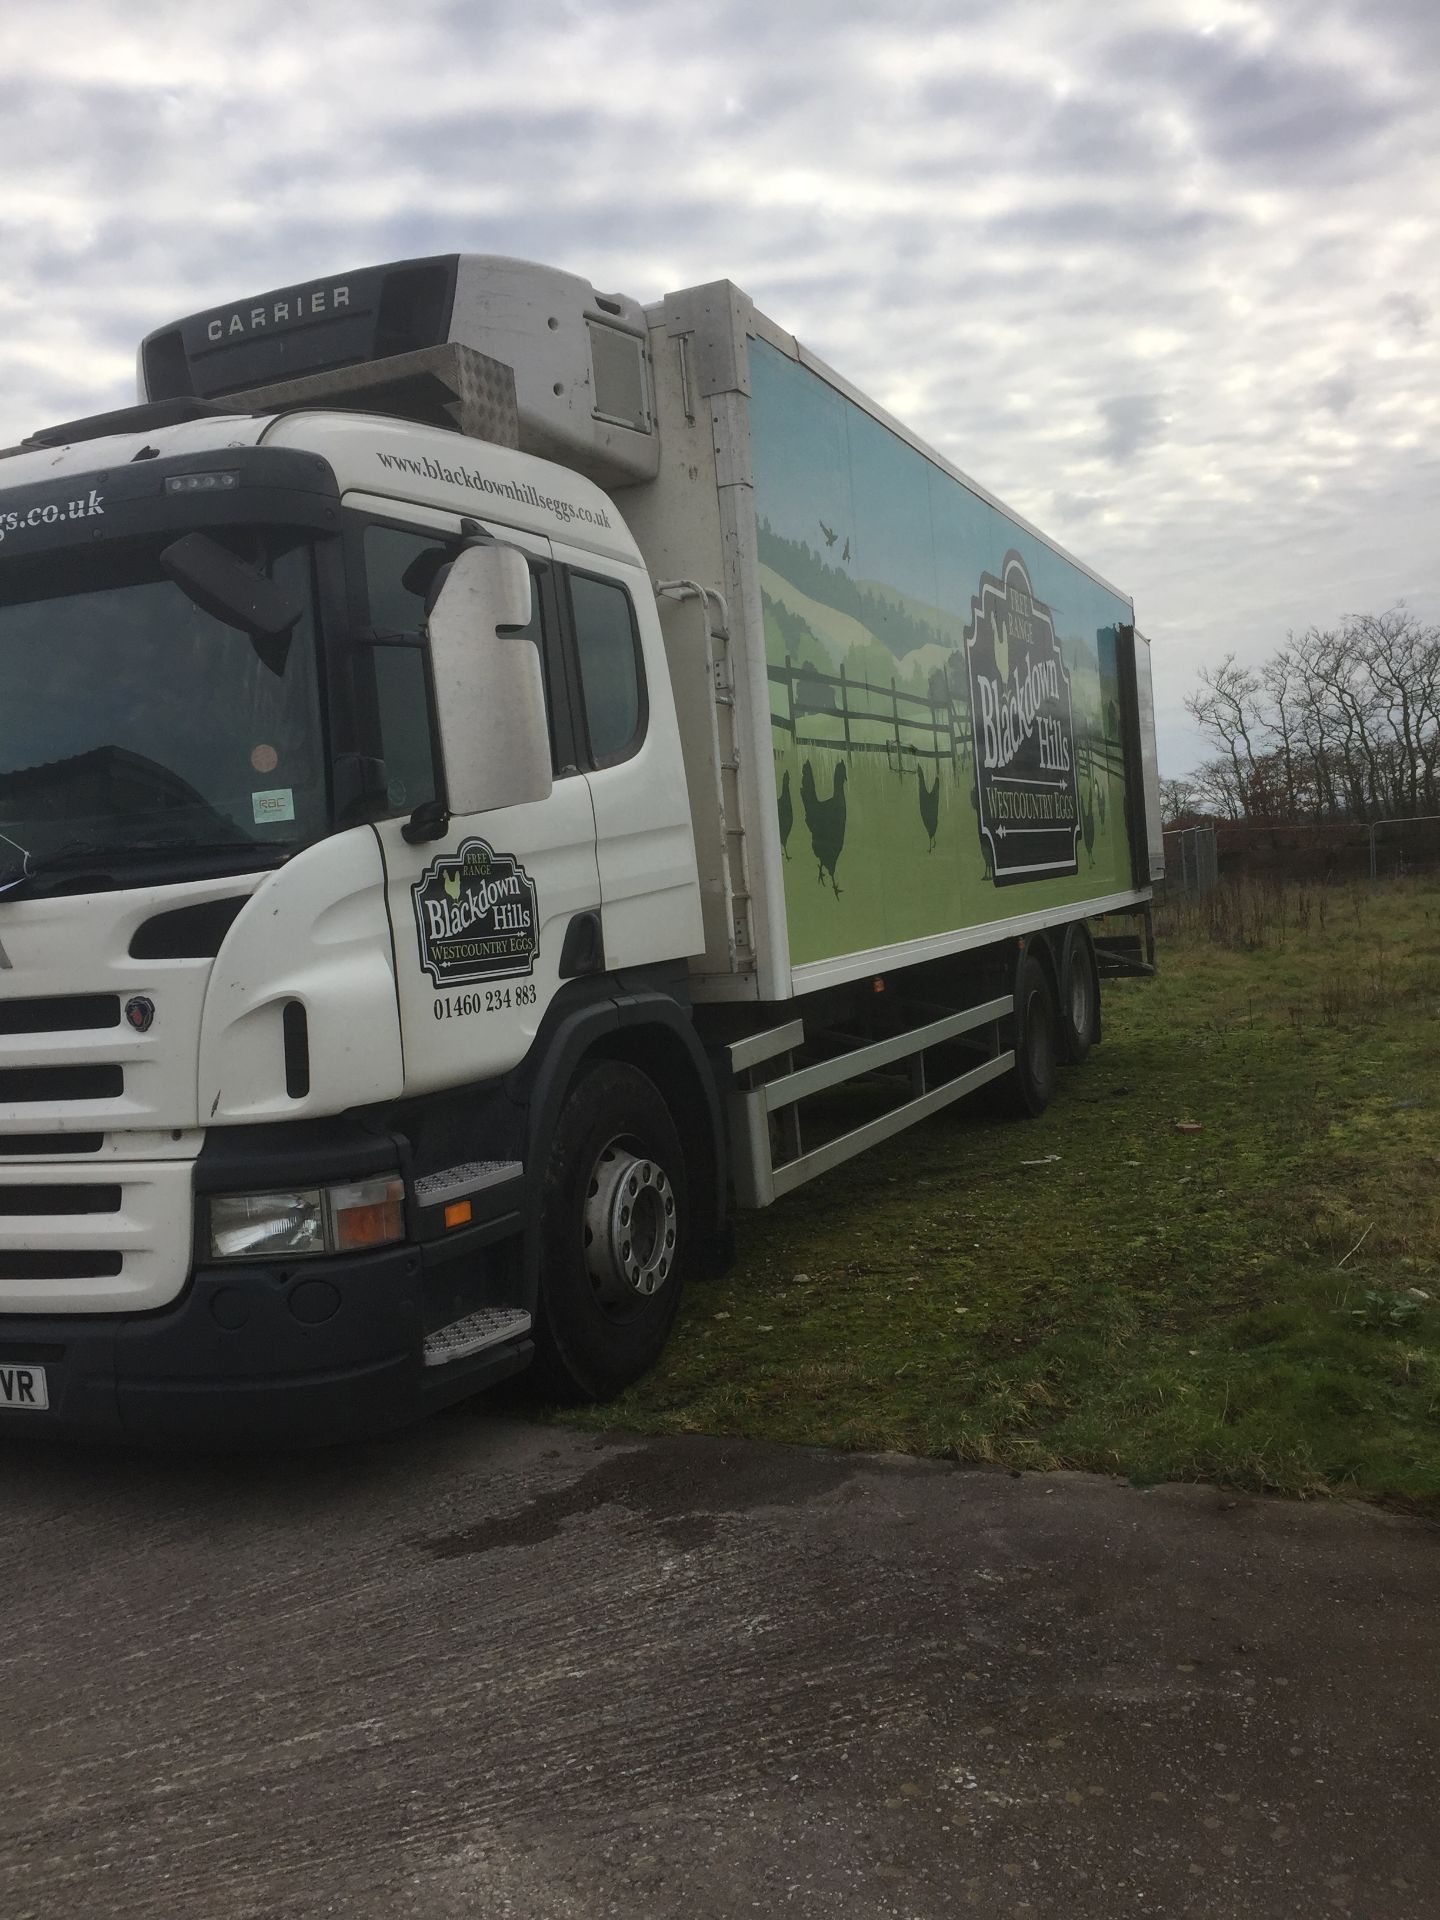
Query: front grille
0 1157 193 1313
0 995 120 1036
0 1185 121 1215
0 1134 105 1156
0 1250 123 1280
0 1066 124 1103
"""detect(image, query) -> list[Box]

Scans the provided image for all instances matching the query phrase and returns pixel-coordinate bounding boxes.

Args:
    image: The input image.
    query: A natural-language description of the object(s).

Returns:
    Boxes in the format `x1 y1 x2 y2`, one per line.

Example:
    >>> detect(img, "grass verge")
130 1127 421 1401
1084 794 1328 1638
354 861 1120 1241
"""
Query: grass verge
563 877 1440 1504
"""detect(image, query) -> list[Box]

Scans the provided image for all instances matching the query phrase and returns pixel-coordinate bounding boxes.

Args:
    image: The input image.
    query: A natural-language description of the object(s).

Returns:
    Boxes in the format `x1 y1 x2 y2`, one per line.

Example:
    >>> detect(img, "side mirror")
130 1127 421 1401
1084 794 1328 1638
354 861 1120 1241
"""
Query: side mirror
425 543 553 819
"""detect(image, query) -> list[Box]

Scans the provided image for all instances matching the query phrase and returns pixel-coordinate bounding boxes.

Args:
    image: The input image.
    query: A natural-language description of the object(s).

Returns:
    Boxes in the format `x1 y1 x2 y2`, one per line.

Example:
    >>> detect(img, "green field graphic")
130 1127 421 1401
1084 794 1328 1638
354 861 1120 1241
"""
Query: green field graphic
750 338 1134 968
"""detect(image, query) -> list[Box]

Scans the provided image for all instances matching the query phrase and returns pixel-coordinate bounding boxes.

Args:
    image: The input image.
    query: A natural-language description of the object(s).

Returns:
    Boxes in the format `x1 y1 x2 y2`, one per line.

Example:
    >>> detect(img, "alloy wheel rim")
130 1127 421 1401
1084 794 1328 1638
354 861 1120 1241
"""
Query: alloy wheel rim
583 1143 677 1309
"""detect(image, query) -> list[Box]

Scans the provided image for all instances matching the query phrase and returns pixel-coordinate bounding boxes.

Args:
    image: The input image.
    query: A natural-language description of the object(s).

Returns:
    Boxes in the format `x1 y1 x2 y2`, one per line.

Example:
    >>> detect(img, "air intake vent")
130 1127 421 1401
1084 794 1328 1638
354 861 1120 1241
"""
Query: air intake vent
376 262 457 360
0 995 120 1035
0 1185 121 1215
0 1250 123 1280
588 320 650 432
130 897 247 960
0 1066 123 1104
283 1000 310 1100
0 1134 104 1156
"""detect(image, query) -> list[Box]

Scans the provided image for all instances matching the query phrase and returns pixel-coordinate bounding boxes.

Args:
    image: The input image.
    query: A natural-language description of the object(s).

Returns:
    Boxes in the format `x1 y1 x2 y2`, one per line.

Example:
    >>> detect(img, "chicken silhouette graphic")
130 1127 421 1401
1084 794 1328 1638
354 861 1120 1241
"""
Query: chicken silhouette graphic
819 520 838 548
842 537 850 564
992 614 1010 686
917 764 939 851
443 869 462 903
800 760 847 896
777 768 793 859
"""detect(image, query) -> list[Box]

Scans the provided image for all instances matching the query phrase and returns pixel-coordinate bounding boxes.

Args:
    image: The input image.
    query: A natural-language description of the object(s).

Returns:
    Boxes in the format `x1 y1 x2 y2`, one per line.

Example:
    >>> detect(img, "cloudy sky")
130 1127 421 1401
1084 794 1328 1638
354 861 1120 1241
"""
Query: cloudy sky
2 0 1436 775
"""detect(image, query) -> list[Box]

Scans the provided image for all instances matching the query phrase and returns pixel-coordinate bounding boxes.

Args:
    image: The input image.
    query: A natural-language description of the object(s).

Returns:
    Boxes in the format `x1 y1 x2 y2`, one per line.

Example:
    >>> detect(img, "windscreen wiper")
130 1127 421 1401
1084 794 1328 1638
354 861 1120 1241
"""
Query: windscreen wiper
0 835 104 897
0 836 292 899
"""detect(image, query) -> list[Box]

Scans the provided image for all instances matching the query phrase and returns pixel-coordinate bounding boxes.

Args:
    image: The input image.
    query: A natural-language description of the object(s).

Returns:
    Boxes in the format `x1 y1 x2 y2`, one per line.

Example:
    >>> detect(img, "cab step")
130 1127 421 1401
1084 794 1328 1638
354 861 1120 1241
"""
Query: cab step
423 1307 532 1367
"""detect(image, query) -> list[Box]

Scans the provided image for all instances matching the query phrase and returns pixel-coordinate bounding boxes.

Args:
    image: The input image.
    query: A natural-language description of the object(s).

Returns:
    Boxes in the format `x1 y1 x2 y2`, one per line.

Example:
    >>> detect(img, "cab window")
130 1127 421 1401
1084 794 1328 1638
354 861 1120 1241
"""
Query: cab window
567 571 646 766
363 524 453 636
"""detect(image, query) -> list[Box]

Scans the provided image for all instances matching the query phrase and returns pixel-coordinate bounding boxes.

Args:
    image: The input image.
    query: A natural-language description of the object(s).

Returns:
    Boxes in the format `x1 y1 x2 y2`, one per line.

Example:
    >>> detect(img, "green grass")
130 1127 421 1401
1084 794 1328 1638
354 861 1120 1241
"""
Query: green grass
564 877 1440 1504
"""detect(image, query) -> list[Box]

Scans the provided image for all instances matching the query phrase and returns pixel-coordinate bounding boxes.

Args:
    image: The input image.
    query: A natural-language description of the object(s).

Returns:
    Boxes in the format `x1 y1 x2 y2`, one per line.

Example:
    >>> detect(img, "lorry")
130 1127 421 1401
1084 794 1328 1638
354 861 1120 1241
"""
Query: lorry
0 254 1164 1442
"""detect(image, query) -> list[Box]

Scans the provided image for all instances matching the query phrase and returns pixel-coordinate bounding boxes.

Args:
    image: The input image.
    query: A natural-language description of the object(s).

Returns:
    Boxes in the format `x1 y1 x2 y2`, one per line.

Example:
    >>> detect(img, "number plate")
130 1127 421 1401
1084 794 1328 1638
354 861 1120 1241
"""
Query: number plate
0 1364 48 1411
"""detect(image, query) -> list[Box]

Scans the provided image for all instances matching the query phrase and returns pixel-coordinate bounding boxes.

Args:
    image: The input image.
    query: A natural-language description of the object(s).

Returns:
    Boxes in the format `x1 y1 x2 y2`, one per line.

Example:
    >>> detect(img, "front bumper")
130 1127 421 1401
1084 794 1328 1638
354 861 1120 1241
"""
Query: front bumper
0 1240 532 1446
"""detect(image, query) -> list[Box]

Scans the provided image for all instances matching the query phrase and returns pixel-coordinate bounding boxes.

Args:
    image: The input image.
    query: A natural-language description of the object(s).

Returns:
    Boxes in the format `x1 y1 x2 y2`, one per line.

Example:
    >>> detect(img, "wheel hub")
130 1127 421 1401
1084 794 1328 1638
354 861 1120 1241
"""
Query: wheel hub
583 1144 677 1308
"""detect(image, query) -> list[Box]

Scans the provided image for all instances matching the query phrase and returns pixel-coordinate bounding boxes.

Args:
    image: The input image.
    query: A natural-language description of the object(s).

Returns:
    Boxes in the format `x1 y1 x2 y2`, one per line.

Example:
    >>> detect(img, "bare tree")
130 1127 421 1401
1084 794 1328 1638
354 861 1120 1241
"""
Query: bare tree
1159 776 1198 824
1189 755 1247 821
1184 656 1263 812
1180 609 1440 823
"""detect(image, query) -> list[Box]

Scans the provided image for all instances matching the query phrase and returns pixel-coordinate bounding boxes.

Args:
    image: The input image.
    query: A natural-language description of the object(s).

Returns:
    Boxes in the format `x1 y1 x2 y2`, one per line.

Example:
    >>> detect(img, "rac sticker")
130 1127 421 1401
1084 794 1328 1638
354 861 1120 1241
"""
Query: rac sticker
412 838 539 986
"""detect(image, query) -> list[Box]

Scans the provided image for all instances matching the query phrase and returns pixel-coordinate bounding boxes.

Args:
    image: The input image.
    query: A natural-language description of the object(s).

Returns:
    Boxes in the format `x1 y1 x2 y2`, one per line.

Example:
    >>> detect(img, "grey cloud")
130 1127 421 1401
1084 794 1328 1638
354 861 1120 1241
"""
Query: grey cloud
1098 394 1166 464
1028 96 1171 181
339 106 624 180
1313 373 1359 415
921 69 1052 133
1107 28 1402 175
1051 491 1103 521
985 197 1229 252
1381 292 1428 335
1349 0 1440 67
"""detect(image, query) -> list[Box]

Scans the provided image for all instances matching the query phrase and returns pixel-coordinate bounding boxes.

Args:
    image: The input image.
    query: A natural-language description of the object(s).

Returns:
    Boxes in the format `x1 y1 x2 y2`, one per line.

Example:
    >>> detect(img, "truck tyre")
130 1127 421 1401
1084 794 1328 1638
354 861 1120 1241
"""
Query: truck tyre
533 1061 688 1402
994 950 1059 1119
1058 923 1100 1064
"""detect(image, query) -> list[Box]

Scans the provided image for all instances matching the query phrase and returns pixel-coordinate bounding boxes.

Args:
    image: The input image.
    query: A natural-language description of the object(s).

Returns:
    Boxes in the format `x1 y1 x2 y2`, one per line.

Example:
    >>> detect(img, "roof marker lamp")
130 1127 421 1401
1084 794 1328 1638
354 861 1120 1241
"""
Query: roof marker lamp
165 471 240 495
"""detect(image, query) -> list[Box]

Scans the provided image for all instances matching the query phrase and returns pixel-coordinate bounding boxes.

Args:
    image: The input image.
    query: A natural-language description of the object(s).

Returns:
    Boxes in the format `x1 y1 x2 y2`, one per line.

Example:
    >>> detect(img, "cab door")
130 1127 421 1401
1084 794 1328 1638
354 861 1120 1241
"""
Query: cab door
348 507 601 1096
547 542 703 971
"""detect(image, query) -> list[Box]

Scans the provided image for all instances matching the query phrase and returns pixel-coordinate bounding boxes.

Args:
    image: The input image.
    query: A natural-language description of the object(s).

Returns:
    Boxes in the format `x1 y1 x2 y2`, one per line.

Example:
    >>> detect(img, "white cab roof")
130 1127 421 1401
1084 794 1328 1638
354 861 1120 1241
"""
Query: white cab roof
0 413 270 488
260 411 644 567
1 407 643 571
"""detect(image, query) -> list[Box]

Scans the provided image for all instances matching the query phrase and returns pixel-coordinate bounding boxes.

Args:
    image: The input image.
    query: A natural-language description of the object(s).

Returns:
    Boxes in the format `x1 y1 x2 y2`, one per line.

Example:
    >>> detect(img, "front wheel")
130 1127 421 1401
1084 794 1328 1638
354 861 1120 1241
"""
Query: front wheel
534 1061 688 1401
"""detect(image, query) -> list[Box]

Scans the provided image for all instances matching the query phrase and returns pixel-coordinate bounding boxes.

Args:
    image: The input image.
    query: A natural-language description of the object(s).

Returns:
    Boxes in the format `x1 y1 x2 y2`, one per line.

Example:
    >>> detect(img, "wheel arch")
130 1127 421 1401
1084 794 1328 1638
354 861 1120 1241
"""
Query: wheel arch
1021 928 1061 1009
517 985 731 1299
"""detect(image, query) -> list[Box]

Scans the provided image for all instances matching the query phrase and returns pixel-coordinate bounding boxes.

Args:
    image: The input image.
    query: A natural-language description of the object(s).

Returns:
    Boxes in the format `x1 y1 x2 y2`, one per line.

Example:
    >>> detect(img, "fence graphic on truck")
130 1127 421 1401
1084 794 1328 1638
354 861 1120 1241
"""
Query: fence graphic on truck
768 641 1126 909
769 657 963 767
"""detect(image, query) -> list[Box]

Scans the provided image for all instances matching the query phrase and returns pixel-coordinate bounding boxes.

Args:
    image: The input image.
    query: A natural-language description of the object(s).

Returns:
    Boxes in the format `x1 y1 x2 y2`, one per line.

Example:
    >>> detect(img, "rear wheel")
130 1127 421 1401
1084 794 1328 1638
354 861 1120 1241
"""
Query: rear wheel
1058 923 1100 1064
993 950 1059 1118
534 1061 688 1401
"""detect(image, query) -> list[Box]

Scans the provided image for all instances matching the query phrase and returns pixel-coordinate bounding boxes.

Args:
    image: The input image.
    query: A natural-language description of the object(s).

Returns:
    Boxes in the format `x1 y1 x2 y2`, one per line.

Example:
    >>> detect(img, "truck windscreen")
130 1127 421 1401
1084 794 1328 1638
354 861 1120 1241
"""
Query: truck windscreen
0 533 325 893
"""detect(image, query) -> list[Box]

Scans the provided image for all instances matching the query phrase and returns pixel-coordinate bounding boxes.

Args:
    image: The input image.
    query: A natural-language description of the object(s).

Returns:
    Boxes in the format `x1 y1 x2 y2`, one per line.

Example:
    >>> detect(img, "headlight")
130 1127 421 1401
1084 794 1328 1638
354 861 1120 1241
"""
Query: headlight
210 1189 325 1259
209 1176 405 1261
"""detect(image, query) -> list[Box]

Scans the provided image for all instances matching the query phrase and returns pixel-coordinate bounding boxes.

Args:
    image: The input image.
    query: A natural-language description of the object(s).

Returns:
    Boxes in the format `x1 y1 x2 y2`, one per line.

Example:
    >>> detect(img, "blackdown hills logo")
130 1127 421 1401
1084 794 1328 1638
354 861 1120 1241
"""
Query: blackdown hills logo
963 552 1080 886
412 838 539 986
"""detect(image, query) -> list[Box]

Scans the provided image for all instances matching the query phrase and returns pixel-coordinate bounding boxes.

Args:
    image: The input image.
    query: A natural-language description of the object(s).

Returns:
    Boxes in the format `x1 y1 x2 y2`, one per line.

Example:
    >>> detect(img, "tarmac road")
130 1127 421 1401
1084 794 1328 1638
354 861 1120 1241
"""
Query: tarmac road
3 1411 1438 1920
